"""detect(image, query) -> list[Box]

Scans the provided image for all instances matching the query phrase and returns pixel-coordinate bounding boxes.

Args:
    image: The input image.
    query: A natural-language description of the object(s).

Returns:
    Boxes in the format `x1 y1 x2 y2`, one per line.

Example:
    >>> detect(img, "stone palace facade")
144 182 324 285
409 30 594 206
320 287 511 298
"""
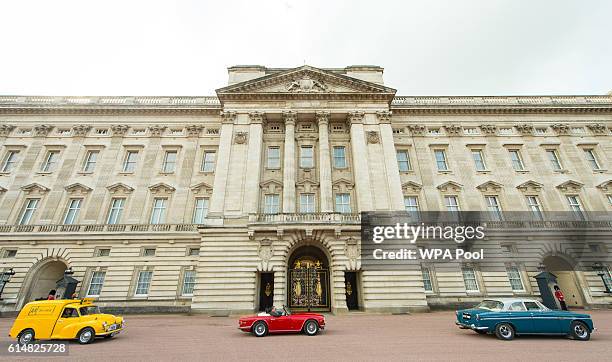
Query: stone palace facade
0 65 611 314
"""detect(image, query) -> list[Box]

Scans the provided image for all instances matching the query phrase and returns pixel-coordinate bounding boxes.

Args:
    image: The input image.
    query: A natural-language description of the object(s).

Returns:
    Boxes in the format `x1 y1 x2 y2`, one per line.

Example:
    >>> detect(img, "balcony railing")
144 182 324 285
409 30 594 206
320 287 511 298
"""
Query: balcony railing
0 223 201 233
249 212 361 224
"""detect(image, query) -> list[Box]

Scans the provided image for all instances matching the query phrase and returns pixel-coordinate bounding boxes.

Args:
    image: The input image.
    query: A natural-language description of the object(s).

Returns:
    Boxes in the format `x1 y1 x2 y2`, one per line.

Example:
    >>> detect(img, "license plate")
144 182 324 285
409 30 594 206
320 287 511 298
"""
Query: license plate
462 313 471 320
108 324 118 331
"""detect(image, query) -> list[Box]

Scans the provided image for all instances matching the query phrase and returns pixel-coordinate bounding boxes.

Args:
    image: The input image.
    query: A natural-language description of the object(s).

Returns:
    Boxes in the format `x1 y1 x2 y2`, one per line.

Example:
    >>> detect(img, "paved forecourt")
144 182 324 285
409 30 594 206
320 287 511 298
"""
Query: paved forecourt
0 310 610 361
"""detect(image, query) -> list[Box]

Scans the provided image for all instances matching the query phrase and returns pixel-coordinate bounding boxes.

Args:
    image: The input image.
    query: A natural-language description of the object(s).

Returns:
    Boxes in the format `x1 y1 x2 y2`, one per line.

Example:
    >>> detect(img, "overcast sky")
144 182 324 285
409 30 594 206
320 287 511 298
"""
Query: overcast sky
1 0 611 96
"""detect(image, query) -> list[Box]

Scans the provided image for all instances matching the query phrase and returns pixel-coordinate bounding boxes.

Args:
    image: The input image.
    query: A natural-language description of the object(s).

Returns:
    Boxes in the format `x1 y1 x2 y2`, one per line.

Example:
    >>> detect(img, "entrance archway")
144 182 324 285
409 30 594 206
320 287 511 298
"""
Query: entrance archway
543 255 585 307
287 245 330 311
20 259 67 306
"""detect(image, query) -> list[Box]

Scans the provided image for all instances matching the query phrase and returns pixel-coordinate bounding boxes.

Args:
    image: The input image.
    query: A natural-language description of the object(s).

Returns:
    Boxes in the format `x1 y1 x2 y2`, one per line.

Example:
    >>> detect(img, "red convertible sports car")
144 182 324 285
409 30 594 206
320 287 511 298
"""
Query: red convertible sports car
238 306 325 337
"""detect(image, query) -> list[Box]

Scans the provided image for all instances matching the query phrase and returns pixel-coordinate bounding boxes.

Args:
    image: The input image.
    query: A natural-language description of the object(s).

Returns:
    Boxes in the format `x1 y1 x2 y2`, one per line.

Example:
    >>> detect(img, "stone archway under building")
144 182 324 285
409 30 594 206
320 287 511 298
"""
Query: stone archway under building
18 258 68 308
287 245 331 312
543 255 585 308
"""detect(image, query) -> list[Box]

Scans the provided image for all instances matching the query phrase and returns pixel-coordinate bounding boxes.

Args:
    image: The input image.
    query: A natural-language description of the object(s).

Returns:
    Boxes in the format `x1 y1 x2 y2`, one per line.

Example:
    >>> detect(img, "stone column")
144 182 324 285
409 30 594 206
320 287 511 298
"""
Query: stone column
348 111 374 211
377 111 405 211
244 112 264 214
316 111 333 212
282 111 297 213
208 111 236 221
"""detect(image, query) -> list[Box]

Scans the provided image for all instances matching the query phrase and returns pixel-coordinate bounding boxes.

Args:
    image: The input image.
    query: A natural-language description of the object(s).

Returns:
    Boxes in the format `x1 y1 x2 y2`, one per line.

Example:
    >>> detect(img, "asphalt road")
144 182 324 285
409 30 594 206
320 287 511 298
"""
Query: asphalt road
0 310 610 361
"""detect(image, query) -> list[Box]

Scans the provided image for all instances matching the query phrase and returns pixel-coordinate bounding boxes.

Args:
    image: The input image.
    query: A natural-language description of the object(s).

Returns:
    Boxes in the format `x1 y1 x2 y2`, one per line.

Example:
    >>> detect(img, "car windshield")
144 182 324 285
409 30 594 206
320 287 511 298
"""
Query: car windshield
475 300 503 311
79 306 101 316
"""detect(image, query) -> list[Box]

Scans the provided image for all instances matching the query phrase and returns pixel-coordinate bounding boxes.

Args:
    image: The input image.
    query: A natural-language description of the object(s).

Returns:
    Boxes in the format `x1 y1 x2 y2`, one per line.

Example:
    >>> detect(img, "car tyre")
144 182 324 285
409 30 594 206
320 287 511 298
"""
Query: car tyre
570 321 590 341
17 329 35 345
252 321 268 337
495 323 515 341
77 327 96 344
303 320 319 336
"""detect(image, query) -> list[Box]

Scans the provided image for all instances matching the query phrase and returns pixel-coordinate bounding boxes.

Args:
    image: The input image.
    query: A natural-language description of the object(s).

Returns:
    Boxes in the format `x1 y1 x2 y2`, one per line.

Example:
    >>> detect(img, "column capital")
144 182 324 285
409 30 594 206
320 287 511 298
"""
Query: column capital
315 111 330 125
282 111 297 125
220 111 237 124
376 110 392 124
248 111 266 124
347 111 365 125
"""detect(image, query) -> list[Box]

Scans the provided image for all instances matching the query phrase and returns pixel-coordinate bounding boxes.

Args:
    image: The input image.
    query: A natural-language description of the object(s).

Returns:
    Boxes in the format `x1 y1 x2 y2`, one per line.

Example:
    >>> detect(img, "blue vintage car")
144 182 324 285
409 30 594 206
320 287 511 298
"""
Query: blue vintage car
456 298 595 341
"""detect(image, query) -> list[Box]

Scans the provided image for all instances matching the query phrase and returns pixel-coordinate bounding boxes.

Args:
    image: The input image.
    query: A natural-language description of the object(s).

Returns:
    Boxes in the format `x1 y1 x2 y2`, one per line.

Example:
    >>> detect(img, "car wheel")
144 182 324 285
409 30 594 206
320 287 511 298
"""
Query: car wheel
252 321 268 337
495 323 515 341
77 327 96 344
570 321 590 341
17 329 35 345
303 320 319 336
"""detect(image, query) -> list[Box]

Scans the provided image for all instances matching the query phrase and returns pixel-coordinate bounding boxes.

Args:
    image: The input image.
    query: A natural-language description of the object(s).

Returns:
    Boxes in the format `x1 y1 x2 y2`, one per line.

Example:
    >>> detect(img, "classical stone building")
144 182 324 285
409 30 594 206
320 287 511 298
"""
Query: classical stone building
0 65 611 314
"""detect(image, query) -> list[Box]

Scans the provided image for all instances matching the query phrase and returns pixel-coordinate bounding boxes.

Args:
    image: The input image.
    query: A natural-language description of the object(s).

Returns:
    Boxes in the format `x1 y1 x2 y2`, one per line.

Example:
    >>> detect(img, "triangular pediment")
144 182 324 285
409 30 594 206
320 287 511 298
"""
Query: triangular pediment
149 182 175 194
0 185 7 193
476 181 504 193
106 182 134 194
556 180 584 192
190 182 213 196
260 179 283 193
402 181 423 193
65 183 92 194
21 182 50 194
437 181 463 193
596 180 612 192
216 66 396 103
516 180 544 193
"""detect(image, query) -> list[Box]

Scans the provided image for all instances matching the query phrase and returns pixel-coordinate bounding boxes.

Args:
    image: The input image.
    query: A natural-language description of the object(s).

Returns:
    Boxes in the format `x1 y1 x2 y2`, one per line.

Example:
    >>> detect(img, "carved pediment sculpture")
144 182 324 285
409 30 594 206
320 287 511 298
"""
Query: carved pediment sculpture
515 124 534 135
33 125 54 137
551 123 571 135
332 178 355 193
185 124 204 137
596 180 612 192
516 180 544 193
148 125 166 137
260 179 283 194
65 183 93 195
444 124 462 136
148 182 176 194
0 124 16 137
586 123 609 135
72 124 92 137
476 181 504 193
556 180 584 193
366 131 380 144
402 181 423 194
234 131 248 144
436 181 463 193
190 182 213 196
111 124 130 137
479 124 497 135
21 182 50 195
106 182 134 194
286 74 328 92
407 124 426 136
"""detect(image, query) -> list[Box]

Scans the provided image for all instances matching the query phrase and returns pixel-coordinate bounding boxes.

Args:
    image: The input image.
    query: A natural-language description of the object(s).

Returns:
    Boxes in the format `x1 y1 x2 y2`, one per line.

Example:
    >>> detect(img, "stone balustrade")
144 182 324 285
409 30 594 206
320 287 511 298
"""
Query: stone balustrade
0 223 200 233
249 212 362 224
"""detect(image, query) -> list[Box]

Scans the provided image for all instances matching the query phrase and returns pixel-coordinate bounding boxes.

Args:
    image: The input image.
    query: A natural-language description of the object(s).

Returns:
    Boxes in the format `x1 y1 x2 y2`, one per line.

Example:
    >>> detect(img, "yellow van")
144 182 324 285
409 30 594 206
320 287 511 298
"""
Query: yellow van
9 298 124 345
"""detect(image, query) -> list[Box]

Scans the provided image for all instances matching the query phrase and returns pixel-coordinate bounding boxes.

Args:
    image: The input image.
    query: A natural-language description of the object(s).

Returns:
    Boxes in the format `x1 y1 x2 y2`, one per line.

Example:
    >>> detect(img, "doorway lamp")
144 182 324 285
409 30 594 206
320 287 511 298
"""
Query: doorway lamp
0 268 16 300
592 262 611 294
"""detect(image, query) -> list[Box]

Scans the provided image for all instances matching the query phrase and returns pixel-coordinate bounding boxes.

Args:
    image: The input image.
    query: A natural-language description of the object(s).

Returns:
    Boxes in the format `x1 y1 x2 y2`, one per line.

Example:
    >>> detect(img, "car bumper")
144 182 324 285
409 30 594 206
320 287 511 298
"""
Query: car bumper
456 322 488 331
98 327 124 336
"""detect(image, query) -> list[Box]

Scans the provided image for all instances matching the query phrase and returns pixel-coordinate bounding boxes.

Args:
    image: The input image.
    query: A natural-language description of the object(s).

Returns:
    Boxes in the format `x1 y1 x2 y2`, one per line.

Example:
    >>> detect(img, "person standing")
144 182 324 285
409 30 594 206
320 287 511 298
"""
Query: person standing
47 289 57 300
553 285 568 310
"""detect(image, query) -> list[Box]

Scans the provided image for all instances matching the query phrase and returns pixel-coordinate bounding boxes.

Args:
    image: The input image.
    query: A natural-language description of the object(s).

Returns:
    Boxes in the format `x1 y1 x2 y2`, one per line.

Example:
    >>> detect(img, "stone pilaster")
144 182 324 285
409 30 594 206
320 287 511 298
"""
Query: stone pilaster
348 111 374 211
208 111 236 219
377 111 405 211
244 112 264 214
316 111 333 212
282 111 297 213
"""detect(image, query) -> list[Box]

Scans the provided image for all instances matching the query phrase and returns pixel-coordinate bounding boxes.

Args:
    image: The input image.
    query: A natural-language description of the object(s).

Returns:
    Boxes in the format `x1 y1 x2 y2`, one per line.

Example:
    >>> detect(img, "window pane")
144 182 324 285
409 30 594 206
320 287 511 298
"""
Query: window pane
163 151 177 173
267 147 280 168
526 196 544 220
472 150 486 171
509 150 524 171
462 267 479 291
546 150 562 170
404 196 419 212
201 152 216 172
193 198 209 224
422 268 433 292
264 194 280 214
300 146 314 168
42 151 59 172
335 193 351 213
150 198 167 224
567 195 585 220
485 196 503 220
333 146 347 168
107 198 125 224
19 199 39 225
584 149 600 170
300 194 315 213
445 196 460 212
63 199 82 224
123 151 138 172
182 270 196 295
1 151 19 172
135 271 152 295
83 151 98 172
434 150 448 171
87 271 106 296
397 150 411 172
507 266 524 291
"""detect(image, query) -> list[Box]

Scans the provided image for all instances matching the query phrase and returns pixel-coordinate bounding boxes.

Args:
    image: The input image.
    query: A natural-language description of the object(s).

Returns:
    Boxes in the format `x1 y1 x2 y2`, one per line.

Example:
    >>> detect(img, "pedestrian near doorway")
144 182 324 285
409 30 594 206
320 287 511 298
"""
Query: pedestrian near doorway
554 285 568 310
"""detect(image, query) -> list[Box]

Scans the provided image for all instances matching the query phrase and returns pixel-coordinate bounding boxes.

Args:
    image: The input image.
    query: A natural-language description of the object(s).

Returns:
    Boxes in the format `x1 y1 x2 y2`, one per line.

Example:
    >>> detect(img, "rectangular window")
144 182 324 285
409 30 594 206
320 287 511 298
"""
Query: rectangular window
471 150 486 171
63 198 82 225
264 194 280 214
333 146 347 168
404 196 419 213
462 267 479 292
507 266 525 292
97 248 111 257
485 196 503 220
299 194 315 213
396 150 411 172
182 270 196 296
201 151 216 172
300 146 314 168
526 196 544 220
267 147 281 169
509 150 525 171
82 150 99 173
335 193 351 213
18 199 39 225
444 196 460 212
107 198 125 224
188 248 199 256
135 271 153 296
162 151 177 173
123 151 139 172
3 249 17 258
567 195 585 220
584 149 601 170
434 150 448 171
143 248 156 257
150 198 167 224
422 267 433 292
41 151 60 172
1 151 19 173
87 271 106 296
546 150 562 170
192 198 209 224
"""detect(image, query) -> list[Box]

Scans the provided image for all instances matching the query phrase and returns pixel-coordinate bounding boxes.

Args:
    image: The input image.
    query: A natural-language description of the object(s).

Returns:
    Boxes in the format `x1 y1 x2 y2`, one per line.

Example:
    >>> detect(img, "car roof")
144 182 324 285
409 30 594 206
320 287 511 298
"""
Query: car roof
25 298 95 308
482 298 541 304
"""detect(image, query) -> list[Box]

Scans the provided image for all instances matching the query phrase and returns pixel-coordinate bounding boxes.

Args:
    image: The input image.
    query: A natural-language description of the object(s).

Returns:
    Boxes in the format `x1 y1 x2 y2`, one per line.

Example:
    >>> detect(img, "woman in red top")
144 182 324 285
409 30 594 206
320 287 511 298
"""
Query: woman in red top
553 285 568 310
47 289 57 300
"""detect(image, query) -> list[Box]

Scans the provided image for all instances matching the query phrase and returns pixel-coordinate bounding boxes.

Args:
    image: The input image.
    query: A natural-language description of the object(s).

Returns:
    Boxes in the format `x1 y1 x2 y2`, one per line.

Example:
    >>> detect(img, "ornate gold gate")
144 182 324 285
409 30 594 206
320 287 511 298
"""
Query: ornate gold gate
288 257 329 311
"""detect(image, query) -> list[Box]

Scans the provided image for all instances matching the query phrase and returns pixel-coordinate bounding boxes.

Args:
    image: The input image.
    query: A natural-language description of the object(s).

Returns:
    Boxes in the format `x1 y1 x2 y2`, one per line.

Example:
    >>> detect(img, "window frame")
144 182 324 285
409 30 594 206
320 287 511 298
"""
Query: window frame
122 150 139 173
485 195 503 220
86 271 106 297
526 195 544 220
192 197 209 224
134 270 153 297
263 194 280 214
299 193 316 213
546 149 563 171
18 198 40 225
508 149 525 171
333 146 347 169
396 149 411 172
162 150 178 173
1 150 20 173
201 151 216 173
82 150 99 173
266 146 281 169
335 193 351 214
299 145 314 169
150 198 167 224
40 150 60 172
584 149 601 170
434 149 449 171
63 198 83 225
471 149 487 171
107 197 126 224
181 269 197 296
462 266 480 292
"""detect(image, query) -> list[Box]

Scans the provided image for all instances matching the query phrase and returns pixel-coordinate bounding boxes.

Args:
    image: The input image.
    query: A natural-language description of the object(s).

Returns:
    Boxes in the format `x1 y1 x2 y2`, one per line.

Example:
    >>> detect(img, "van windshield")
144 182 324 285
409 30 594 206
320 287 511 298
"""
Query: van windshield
79 306 101 316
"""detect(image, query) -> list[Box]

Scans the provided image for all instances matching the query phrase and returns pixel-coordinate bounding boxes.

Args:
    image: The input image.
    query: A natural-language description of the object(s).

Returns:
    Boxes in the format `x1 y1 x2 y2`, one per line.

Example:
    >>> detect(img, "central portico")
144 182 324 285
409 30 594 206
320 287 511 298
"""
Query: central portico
191 65 426 314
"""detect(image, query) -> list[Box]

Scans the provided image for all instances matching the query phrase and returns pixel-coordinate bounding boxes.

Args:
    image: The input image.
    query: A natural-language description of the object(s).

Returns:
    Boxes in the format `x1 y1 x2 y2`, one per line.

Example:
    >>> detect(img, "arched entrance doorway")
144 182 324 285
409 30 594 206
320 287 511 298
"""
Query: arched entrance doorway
21 259 67 305
287 245 330 311
543 255 584 307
